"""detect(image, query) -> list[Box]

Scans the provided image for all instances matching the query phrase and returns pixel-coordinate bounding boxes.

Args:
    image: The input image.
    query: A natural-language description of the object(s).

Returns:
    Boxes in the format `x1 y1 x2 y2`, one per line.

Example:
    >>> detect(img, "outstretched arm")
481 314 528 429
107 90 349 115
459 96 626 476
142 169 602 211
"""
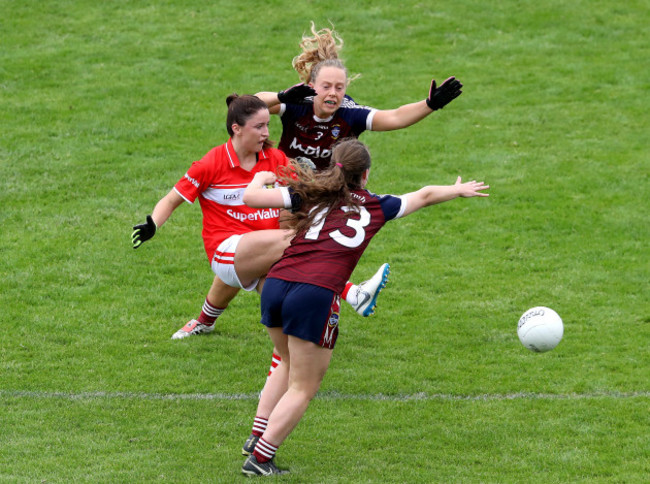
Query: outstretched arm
401 176 489 217
371 100 434 131
371 77 463 131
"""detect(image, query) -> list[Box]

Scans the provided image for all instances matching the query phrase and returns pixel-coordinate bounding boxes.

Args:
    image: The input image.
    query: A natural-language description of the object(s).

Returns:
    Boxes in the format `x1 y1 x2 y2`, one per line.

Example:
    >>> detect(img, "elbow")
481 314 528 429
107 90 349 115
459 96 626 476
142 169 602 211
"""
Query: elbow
242 192 261 208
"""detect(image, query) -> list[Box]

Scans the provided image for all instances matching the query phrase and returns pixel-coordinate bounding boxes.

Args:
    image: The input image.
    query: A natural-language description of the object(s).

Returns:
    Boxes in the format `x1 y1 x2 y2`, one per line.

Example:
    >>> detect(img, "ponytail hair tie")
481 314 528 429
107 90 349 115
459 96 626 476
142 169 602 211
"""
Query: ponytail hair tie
336 162 343 168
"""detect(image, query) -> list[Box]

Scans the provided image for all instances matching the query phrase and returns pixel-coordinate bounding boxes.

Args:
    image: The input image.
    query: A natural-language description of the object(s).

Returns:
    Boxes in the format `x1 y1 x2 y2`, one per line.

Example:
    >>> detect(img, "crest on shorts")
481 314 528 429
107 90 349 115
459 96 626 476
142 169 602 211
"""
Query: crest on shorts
322 311 340 348
328 312 339 328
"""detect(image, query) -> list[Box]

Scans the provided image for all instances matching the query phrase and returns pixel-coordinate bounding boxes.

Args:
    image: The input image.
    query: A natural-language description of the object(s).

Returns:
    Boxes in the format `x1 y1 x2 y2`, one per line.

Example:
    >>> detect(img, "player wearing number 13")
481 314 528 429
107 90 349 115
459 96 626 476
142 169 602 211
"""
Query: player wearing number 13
240 138 489 476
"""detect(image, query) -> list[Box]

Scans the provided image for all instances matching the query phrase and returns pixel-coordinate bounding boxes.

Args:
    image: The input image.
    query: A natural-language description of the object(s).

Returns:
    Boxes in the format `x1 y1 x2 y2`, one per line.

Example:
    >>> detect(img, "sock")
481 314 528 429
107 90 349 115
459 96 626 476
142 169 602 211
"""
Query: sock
253 437 278 464
341 282 358 305
197 298 225 326
267 352 281 376
259 353 282 399
252 416 268 437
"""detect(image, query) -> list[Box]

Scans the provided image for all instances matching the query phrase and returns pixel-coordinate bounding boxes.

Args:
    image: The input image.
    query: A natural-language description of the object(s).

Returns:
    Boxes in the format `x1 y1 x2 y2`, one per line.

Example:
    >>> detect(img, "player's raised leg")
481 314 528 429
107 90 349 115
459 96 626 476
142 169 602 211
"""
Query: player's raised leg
233 229 294 289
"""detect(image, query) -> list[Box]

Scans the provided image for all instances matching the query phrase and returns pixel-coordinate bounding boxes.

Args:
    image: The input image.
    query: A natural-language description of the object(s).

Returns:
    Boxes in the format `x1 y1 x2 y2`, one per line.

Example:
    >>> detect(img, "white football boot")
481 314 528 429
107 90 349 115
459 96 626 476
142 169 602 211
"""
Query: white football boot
351 263 390 317
171 319 215 340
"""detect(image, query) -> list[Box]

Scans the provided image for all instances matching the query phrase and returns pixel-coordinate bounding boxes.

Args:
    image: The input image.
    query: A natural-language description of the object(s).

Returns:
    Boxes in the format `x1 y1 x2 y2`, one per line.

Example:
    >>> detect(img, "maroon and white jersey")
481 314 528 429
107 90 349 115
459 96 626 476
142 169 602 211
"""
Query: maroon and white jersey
268 188 406 293
277 98 377 171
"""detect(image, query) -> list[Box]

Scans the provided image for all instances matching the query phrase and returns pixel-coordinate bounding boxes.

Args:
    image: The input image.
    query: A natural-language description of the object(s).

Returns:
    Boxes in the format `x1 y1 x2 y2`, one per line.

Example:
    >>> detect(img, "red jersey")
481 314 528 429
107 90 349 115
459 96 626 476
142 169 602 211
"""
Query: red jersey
268 188 406 293
174 139 289 260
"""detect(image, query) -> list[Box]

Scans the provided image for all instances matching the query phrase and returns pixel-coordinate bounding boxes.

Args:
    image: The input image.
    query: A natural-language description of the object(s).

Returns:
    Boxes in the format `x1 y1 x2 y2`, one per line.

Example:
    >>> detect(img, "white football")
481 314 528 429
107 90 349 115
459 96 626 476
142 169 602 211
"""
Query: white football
517 306 563 352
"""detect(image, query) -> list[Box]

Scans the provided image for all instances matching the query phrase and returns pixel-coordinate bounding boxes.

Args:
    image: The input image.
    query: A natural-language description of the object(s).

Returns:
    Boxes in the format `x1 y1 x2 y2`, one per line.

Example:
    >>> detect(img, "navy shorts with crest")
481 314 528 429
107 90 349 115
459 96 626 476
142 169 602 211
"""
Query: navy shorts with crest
260 278 341 349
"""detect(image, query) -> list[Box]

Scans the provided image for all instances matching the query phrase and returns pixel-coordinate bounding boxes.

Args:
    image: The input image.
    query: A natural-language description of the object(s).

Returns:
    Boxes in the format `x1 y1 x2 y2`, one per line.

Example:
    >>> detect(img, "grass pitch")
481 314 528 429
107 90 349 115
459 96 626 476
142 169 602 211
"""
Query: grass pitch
1 0 648 482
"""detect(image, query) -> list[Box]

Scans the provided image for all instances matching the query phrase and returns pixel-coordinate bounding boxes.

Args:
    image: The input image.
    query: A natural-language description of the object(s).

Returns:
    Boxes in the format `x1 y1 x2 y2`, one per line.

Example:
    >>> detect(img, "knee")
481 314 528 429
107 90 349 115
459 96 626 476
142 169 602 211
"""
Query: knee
290 382 321 402
274 231 293 251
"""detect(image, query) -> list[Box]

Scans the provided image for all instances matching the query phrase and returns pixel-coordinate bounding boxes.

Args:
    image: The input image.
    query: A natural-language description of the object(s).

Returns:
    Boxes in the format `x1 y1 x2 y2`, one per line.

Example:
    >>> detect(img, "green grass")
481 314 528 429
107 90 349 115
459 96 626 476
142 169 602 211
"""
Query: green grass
1 0 648 482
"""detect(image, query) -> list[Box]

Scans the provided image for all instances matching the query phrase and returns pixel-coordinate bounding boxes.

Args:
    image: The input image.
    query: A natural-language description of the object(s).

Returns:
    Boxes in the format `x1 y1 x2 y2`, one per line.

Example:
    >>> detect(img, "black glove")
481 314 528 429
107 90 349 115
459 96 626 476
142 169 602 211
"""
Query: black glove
426 76 463 111
132 215 156 249
277 83 316 104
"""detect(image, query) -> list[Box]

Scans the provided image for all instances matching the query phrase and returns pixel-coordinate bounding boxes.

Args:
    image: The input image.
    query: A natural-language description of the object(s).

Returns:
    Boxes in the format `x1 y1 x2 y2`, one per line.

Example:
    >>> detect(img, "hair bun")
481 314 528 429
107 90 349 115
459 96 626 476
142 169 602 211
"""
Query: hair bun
226 93 239 106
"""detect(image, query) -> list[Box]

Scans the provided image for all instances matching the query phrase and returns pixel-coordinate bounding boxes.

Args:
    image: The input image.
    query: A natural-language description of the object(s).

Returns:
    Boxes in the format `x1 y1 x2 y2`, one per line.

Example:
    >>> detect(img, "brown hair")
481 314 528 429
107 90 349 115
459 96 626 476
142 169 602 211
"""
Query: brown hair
225 94 274 148
292 22 359 85
279 138 372 234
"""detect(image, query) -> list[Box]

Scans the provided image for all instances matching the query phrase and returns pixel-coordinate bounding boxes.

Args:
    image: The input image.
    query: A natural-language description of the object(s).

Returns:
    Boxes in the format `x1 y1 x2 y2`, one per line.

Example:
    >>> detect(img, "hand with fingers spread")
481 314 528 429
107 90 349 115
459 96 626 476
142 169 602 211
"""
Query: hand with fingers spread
454 176 490 198
426 76 463 111
132 215 156 249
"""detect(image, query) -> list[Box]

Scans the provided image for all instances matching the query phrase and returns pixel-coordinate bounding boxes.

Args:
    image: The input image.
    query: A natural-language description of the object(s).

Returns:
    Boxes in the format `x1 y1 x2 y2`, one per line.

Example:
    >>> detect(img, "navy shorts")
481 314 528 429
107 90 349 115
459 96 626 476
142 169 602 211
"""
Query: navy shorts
260 278 341 349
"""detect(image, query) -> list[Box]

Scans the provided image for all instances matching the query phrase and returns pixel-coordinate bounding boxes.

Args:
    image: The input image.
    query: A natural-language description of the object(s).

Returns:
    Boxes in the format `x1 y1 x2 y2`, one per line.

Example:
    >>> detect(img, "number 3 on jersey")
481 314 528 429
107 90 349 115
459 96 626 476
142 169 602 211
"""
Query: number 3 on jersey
305 206 370 248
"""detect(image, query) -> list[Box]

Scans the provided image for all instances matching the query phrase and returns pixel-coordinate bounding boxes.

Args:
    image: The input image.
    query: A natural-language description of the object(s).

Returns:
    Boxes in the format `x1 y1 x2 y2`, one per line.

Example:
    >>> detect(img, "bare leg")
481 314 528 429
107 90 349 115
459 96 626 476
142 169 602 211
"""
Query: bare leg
262 335 333 446
256 327 290 417
255 278 282 379
234 229 293 288
207 274 241 307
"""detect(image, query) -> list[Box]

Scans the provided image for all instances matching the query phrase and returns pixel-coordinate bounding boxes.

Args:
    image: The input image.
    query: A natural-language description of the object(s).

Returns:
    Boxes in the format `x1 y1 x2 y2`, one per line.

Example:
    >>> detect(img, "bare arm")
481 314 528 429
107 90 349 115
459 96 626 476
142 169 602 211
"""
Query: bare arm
242 171 287 208
255 84 316 115
132 189 185 249
371 100 433 131
151 189 185 228
254 91 282 114
401 177 489 217
371 77 463 131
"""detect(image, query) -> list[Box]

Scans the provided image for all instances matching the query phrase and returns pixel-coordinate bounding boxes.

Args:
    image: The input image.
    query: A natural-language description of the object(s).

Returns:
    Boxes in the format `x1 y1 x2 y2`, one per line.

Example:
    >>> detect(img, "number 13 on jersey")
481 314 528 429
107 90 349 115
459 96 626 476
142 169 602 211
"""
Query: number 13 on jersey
305 206 371 248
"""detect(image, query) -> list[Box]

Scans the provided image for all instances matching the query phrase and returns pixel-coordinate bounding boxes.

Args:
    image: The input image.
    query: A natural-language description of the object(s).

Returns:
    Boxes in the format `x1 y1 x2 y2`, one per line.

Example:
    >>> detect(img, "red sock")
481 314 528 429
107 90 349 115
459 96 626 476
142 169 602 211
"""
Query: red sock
267 352 281 376
341 282 354 301
253 437 278 464
197 298 225 325
252 416 268 437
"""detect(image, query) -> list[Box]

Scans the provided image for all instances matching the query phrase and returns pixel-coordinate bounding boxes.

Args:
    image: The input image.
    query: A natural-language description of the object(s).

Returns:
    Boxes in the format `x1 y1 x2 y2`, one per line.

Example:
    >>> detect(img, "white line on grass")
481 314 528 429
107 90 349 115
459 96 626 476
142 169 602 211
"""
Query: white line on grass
2 390 648 402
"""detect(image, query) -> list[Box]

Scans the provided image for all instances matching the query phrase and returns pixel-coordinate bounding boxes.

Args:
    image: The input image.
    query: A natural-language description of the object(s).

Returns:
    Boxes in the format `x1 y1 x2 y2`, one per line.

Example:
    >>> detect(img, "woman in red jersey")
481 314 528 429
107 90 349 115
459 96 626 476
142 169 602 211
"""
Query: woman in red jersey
132 95 291 336
132 95 387 340
239 138 489 476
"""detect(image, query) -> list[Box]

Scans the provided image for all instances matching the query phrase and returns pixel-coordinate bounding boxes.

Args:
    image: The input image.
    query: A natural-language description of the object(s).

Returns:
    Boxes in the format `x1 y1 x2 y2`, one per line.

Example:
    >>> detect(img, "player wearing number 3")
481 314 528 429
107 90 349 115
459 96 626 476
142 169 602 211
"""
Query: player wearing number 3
240 138 489 476
256 22 463 170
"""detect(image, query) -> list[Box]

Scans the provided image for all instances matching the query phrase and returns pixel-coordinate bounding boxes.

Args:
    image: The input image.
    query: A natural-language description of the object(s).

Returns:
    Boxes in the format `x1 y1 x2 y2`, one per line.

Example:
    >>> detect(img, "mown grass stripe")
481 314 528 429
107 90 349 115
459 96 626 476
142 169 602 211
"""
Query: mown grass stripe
2 390 648 402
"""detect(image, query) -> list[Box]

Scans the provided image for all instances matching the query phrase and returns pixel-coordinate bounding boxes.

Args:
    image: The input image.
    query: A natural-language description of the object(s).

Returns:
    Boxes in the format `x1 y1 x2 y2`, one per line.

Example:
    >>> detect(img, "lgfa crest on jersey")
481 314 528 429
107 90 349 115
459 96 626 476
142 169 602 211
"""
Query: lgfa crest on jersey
331 125 341 140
